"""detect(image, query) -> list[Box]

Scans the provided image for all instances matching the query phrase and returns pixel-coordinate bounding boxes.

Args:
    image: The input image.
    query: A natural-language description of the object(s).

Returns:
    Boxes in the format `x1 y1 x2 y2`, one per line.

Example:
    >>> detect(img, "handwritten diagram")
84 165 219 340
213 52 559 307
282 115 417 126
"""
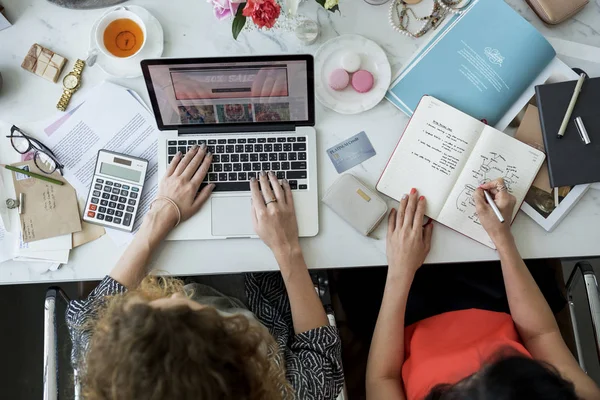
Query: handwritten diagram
455 152 520 224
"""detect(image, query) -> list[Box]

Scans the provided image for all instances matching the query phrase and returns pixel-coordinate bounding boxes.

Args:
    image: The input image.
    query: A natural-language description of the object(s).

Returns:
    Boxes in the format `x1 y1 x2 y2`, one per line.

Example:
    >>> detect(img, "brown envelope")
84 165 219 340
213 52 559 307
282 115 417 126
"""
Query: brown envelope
515 105 552 193
11 160 82 243
73 198 105 248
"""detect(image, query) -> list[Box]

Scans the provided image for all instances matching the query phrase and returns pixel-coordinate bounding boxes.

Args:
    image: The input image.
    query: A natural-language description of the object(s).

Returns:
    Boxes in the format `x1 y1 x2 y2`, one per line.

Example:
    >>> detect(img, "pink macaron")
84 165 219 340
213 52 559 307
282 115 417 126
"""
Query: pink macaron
351 70 374 93
328 68 350 91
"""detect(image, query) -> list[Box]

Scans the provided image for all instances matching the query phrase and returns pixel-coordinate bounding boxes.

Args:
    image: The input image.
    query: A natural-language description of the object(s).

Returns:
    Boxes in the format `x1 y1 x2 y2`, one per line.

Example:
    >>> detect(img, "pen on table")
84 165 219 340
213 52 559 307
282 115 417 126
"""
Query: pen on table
483 189 505 223
1 164 64 186
558 72 587 139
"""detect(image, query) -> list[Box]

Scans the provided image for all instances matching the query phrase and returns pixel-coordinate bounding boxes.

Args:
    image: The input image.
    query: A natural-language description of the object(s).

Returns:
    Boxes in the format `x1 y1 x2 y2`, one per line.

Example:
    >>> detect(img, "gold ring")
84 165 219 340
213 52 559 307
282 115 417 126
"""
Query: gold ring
265 198 277 205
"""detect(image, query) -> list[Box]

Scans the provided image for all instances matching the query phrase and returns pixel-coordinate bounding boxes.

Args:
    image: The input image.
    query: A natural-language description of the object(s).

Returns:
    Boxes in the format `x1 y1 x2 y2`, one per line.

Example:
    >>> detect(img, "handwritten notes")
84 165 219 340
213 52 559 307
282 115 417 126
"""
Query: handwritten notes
412 120 471 177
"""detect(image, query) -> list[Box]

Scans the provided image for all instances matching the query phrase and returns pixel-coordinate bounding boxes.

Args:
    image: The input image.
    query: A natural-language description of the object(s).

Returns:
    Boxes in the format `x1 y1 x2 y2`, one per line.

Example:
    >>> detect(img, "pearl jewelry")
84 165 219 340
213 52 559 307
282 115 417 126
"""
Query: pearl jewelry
435 0 472 15
389 0 470 38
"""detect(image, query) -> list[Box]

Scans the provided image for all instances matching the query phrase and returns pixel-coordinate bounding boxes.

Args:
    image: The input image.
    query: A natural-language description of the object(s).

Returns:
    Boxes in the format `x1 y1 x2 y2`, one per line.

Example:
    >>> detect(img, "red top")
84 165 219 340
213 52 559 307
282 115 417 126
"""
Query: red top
402 309 531 400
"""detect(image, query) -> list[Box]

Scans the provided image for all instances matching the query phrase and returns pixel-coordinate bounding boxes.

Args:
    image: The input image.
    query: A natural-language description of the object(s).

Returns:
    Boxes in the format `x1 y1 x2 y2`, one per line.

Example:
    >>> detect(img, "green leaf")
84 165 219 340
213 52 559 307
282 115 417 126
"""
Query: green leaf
232 3 247 40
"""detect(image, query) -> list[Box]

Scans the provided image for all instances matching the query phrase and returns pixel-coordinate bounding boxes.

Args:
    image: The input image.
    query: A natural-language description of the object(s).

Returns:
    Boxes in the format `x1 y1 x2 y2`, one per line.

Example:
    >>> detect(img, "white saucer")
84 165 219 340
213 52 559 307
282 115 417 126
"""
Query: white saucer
88 5 164 79
315 35 391 115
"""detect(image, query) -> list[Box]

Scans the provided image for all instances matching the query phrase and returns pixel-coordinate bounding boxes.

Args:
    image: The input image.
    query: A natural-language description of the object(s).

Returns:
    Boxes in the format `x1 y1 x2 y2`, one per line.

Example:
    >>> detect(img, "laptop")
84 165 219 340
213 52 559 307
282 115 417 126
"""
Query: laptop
141 55 319 240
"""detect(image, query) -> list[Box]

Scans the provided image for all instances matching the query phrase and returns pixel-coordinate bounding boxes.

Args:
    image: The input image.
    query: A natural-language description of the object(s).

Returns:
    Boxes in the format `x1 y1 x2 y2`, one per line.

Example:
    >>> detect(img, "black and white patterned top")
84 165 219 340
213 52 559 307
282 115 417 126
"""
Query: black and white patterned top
66 272 344 400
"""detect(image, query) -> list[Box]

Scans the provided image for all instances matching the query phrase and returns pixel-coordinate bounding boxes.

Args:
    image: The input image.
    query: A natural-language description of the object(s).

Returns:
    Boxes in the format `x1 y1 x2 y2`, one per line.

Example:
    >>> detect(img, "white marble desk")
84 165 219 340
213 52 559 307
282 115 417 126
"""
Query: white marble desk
0 0 599 284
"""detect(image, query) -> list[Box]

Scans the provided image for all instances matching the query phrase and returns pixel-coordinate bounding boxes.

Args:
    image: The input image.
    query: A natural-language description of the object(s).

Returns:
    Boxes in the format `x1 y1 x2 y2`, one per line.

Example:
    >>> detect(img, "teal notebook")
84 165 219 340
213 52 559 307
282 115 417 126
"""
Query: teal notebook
386 0 564 130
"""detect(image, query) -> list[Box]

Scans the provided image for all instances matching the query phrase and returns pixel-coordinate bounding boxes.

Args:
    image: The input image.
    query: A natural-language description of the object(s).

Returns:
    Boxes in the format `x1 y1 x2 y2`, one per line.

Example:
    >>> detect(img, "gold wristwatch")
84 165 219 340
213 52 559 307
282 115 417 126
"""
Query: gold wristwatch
57 59 85 112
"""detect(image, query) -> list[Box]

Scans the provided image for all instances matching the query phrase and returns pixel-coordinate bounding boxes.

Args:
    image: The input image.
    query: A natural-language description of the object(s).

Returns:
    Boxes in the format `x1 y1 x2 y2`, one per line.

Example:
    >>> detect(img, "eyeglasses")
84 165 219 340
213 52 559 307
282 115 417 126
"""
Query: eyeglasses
7 125 64 175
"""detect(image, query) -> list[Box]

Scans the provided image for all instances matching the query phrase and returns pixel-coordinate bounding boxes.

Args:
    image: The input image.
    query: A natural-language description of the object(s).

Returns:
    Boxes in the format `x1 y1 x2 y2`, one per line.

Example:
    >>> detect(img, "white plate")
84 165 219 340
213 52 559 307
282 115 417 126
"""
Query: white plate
315 35 391 115
88 5 164 79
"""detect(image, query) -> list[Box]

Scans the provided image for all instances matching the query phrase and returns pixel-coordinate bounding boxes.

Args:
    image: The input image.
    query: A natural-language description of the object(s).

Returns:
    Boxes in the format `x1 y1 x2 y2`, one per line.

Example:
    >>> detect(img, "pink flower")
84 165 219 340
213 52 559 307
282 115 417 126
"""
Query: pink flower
208 0 241 21
243 0 281 29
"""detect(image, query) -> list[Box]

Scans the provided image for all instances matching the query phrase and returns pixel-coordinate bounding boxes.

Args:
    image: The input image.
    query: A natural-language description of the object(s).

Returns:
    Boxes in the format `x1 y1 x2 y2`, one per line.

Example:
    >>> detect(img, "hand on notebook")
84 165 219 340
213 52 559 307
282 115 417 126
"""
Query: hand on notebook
386 188 433 277
250 172 300 260
474 178 517 247
155 145 215 226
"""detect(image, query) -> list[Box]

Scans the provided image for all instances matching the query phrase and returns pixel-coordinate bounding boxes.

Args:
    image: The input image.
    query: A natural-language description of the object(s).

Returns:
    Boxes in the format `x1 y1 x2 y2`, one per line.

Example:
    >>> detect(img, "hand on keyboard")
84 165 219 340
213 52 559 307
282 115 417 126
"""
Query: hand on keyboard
250 172 300 260
155 144 214 224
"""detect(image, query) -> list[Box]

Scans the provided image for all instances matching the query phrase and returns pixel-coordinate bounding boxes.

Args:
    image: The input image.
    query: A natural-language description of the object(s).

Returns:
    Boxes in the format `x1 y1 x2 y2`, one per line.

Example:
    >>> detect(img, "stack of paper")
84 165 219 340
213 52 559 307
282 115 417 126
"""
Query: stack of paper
0 217 15 264
42 81 159 246
14 232 71 264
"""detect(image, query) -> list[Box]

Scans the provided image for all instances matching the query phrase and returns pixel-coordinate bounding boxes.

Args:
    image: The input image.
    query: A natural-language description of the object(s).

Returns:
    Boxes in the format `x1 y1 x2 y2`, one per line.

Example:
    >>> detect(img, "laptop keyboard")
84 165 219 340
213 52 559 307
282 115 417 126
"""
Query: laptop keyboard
167 136 309 192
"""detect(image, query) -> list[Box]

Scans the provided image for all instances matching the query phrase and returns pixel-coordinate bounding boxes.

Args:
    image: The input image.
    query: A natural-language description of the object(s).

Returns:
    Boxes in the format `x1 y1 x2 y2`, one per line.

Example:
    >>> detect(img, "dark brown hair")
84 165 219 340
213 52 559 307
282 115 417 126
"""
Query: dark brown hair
81 276 292 400
425 355 578 400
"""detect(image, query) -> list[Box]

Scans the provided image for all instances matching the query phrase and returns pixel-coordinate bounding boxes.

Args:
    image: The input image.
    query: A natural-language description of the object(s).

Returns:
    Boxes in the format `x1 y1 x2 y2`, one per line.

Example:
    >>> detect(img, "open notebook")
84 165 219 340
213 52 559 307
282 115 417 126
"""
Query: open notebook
377 96 545 248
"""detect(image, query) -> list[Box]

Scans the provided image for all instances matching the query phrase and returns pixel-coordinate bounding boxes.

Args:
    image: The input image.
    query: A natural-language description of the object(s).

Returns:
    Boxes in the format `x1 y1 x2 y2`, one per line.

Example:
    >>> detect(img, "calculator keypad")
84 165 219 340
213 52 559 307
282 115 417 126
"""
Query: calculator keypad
87 177 140 229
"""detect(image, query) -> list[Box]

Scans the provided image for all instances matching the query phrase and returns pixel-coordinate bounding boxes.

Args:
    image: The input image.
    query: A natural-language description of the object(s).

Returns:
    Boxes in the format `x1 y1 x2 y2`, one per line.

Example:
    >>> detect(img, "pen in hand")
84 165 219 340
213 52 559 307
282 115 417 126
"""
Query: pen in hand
483 189 505 223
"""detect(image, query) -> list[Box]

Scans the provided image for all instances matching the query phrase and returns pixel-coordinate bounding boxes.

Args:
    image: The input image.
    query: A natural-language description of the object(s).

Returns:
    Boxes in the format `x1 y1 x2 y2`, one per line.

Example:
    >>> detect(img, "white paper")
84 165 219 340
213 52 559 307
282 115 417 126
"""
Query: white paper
0 218 16 263
13 249 69 264
377 96 482 219
0 12 11 31
43 82 159 246
27 262 61 274
438 127 545 248
0 173 11 232
16 231 72 252
14 232 71 264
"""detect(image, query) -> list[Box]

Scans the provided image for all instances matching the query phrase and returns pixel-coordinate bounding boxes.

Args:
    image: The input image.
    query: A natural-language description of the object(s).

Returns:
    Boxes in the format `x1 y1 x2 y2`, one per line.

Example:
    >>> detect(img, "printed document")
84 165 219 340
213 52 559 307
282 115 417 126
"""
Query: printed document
44 82 159 245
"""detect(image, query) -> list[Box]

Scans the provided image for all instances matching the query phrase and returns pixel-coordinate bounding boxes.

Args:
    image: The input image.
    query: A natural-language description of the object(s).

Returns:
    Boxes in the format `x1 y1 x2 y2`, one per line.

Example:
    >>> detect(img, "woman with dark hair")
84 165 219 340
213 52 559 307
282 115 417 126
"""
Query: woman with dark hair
66 145 344 400
366 180 600 400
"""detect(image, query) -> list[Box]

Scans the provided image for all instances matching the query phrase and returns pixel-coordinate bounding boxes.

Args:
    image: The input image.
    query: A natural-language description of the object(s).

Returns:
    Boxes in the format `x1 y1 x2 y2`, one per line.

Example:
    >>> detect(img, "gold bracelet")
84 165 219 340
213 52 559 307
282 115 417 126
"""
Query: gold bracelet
151 196 181 227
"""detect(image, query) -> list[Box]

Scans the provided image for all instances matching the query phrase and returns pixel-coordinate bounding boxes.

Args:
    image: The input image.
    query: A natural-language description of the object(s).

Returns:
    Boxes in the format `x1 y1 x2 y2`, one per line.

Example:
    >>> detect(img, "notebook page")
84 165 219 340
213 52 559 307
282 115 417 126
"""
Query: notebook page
438 127 545 248
377 96 483 219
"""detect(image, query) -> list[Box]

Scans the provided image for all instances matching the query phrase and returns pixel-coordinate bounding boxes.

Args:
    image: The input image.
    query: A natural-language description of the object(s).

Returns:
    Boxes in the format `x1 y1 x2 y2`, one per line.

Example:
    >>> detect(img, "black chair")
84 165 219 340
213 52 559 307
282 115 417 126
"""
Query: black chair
565 261 600 375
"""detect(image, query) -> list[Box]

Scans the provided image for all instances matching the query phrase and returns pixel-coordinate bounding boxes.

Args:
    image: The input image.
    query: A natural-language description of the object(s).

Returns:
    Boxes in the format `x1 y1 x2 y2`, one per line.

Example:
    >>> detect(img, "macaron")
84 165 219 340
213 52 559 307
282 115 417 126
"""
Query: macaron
351 70 374 93
341 52 361 73
328 68 350 91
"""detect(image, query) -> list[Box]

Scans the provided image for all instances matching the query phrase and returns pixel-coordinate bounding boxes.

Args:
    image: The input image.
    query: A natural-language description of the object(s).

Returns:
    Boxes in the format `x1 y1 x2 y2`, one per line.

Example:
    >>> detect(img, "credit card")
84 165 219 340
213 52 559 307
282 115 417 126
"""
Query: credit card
326 131 376 173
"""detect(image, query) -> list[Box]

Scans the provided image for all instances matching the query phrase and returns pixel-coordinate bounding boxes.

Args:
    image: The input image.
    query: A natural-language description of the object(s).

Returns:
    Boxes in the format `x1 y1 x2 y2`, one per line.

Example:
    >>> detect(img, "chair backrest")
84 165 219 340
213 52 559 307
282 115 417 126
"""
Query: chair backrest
566 261 600 375
44 287 80 400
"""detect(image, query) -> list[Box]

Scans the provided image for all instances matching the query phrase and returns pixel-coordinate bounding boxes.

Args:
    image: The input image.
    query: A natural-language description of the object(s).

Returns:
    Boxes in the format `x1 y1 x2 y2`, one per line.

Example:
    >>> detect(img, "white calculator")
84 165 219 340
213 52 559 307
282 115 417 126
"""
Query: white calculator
83 150 149 232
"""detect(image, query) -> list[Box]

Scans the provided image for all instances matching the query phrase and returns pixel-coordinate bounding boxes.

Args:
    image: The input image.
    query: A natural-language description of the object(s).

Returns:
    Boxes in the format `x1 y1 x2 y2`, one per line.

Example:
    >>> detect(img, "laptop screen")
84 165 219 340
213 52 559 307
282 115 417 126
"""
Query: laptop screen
142 56 314 130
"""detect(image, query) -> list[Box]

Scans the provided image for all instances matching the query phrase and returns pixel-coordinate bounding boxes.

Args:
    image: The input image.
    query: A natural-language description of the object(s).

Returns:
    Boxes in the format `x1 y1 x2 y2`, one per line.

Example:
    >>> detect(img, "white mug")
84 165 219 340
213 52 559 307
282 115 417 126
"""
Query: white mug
94 7 146 59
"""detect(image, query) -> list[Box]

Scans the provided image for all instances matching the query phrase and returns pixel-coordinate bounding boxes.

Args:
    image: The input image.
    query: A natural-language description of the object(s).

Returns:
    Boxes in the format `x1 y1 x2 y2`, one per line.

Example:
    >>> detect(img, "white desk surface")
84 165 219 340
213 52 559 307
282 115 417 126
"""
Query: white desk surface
0 0 599 285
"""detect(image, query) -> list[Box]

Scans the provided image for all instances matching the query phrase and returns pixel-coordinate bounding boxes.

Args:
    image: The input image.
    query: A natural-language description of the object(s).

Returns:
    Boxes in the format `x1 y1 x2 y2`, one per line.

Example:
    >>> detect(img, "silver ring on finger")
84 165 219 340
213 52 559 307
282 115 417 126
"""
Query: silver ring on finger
265 198 277 206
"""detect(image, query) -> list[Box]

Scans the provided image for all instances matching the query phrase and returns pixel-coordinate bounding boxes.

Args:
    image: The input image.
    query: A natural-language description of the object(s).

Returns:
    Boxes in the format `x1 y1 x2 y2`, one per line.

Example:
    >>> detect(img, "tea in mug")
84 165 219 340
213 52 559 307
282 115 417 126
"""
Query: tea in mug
103 18 144 57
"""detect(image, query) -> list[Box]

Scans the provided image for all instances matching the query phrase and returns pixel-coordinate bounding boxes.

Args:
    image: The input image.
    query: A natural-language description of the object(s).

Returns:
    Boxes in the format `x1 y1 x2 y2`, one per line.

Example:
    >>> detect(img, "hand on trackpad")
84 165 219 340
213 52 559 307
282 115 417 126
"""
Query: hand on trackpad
211 196 255 237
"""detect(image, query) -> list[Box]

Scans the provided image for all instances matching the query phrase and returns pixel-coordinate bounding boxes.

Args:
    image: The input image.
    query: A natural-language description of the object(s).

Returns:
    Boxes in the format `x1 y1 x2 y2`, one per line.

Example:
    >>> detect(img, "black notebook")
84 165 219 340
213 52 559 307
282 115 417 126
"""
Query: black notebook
535 77 600 188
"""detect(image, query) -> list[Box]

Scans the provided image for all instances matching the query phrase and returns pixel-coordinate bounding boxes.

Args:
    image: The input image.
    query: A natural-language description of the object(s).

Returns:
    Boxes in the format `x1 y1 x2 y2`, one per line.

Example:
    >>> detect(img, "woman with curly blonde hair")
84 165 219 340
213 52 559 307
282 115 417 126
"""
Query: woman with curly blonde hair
67 145 344 400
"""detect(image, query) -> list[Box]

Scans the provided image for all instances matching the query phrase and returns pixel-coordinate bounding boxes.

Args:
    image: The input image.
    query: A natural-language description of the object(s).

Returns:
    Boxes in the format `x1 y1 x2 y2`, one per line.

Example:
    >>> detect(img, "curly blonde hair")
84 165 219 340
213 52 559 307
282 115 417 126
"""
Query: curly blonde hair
81 275 293 400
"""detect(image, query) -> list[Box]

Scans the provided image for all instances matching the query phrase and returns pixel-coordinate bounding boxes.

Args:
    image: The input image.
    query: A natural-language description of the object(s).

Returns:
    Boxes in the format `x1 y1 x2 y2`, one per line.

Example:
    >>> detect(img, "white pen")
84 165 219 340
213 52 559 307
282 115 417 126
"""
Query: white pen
558 73 587 139
483 189 505 223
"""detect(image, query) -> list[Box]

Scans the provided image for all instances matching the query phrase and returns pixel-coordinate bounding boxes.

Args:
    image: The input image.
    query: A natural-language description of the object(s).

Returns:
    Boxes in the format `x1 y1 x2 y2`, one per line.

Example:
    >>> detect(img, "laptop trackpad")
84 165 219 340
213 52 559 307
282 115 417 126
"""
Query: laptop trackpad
211 196 255 237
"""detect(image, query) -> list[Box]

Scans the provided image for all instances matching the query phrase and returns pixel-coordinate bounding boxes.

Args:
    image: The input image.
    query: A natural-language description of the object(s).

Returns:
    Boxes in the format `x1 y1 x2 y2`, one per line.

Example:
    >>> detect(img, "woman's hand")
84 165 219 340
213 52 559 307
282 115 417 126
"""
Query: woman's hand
474 178 516 248
250 172 301 261
386 188 433 278
152 144 214 228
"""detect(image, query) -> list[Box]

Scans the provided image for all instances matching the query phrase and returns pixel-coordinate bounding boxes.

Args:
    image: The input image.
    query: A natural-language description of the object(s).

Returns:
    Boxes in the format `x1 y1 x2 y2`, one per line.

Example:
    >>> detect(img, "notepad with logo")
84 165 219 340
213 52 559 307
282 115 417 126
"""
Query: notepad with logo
376 96 545 248
385 0 577 131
